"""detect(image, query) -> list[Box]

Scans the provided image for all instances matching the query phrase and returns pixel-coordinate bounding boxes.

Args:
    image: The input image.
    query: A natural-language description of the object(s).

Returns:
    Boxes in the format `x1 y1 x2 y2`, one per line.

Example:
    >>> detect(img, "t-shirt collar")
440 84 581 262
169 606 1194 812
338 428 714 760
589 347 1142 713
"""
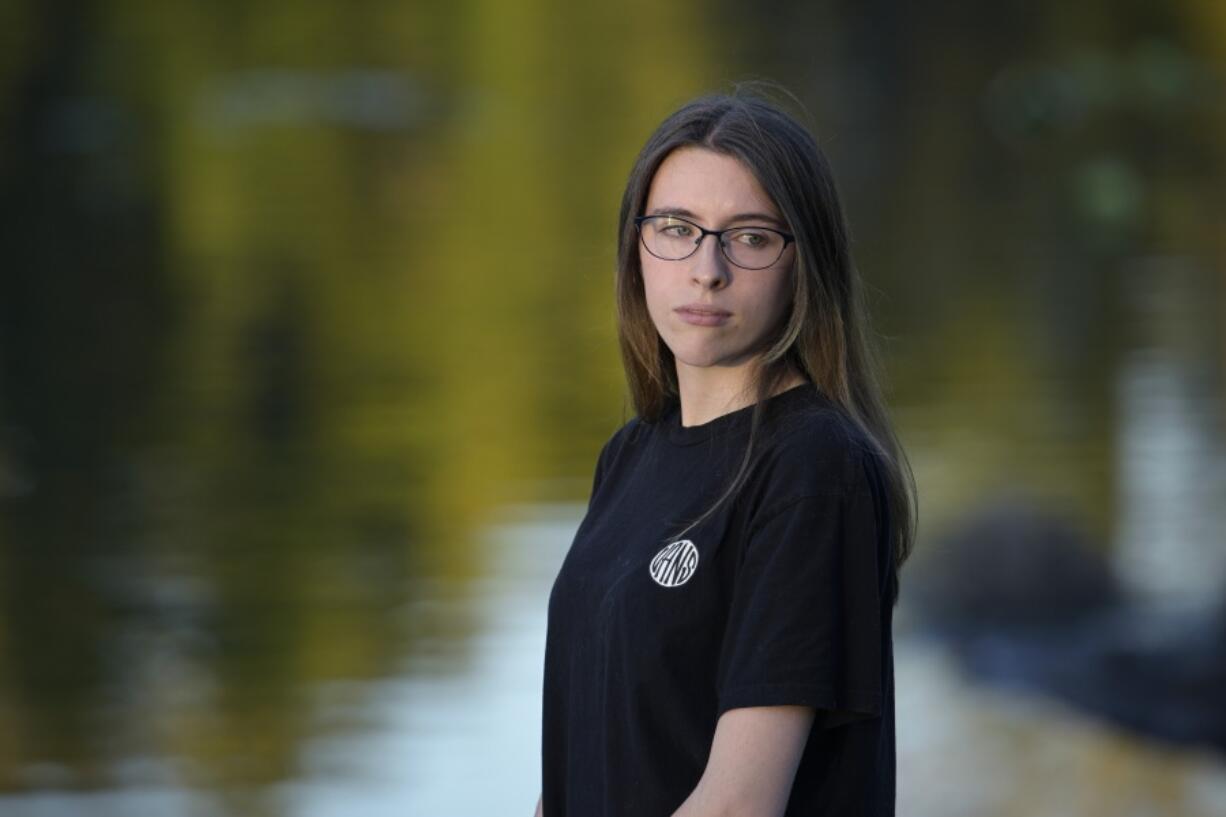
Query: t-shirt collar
663 383 816 446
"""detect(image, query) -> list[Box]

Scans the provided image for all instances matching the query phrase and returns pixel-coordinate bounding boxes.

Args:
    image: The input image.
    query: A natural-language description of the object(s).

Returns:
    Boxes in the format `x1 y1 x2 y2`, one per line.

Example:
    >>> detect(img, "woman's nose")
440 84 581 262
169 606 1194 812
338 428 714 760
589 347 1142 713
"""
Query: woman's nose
690 236 730 289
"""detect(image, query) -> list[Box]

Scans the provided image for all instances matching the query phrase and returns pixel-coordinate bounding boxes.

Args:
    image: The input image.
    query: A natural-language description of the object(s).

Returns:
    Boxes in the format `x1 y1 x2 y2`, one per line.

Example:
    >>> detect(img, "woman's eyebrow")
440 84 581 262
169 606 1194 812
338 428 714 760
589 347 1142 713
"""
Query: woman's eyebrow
728 211 786 227
647 206 786 228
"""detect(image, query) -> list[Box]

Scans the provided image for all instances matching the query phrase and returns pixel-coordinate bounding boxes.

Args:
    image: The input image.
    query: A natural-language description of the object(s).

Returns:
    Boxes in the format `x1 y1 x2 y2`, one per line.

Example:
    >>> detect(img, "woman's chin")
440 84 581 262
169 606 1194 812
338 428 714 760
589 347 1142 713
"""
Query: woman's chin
671 348 756 372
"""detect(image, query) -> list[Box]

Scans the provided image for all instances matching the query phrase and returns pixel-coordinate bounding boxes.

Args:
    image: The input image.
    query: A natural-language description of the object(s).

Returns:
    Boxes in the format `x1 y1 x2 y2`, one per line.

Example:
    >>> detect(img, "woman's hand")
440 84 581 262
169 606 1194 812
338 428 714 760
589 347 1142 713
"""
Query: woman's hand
534 792 543 817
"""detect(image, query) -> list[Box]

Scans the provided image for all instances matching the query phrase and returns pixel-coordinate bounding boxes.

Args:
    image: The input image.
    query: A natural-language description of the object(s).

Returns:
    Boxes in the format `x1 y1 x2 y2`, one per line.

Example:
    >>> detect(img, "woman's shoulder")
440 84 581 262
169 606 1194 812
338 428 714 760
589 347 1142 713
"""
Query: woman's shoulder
750 390 882 504
605 412 645 448
592 413 648 473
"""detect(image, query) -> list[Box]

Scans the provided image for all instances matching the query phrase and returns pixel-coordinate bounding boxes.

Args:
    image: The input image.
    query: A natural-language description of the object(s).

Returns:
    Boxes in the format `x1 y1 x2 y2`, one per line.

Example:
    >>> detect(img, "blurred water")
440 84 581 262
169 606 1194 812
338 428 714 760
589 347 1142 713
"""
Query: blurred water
0 504 570 817
3 503 1224 817
896 637 1226 817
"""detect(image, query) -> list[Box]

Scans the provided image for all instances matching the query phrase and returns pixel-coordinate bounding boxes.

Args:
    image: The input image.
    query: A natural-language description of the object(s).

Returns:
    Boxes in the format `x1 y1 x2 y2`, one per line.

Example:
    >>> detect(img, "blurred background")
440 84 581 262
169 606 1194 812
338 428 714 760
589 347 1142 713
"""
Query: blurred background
1 1 1224 815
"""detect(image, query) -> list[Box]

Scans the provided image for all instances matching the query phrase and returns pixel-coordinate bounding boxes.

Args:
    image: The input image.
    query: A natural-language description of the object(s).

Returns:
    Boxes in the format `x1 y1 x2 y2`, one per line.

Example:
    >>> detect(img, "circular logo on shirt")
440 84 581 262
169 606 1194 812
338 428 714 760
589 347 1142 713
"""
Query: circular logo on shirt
649 539 699 587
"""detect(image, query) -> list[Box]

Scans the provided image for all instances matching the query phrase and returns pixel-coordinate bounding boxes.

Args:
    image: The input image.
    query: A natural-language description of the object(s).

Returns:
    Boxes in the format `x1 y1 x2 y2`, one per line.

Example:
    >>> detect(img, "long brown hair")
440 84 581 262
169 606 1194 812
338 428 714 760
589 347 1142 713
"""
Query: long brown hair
615 87 918 606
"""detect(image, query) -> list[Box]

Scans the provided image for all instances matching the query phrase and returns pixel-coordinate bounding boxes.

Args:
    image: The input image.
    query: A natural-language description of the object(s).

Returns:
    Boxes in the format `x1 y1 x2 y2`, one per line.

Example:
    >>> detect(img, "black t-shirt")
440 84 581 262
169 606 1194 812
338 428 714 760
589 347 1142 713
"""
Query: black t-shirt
541 384 896 817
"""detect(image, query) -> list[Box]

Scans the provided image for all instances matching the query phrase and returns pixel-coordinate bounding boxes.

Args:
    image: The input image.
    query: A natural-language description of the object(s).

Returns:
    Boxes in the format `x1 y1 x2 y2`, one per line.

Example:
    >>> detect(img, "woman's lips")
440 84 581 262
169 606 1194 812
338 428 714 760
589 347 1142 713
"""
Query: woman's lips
675 305 731 327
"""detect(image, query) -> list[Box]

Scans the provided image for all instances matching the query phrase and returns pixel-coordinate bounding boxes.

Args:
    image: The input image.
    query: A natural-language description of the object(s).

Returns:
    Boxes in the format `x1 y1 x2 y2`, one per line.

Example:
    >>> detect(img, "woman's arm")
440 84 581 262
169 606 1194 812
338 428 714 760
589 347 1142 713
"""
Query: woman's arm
534 792 542 817
670 705 815 817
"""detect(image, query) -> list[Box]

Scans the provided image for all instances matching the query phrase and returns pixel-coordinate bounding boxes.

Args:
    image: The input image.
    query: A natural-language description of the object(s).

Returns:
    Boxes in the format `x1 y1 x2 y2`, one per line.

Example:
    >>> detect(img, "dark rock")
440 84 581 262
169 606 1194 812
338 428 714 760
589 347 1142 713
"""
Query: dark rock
908 494 1120 637
907 494 1226 754
951 600 1226 754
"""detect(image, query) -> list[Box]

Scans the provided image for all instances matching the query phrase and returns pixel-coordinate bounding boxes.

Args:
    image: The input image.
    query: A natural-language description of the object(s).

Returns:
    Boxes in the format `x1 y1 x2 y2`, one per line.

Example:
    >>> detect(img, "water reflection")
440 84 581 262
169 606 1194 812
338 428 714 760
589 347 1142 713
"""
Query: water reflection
6 502 1223 817
1115 255 1226 609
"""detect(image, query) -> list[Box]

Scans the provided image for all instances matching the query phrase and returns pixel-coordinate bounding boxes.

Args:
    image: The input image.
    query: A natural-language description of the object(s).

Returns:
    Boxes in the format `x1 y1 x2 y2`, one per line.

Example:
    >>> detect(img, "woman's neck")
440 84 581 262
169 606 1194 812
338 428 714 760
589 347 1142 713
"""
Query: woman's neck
675 363 807 427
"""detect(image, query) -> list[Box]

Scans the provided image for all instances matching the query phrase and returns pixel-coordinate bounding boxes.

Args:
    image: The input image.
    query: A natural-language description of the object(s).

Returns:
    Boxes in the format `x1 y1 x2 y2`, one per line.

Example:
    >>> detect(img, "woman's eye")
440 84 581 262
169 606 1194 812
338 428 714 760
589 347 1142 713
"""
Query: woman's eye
661 223 693 237
735 231 768 247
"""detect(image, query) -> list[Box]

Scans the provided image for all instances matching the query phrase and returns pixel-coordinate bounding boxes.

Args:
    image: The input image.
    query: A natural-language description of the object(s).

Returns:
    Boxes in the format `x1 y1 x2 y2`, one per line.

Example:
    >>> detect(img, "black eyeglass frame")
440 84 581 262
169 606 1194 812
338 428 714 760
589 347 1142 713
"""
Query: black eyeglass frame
633 214 795 270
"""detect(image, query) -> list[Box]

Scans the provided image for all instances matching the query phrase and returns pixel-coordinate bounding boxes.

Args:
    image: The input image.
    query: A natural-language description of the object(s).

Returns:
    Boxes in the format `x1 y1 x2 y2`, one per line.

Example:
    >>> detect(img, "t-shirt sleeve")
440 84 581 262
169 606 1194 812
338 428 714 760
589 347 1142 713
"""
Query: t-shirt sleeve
714 483 886 729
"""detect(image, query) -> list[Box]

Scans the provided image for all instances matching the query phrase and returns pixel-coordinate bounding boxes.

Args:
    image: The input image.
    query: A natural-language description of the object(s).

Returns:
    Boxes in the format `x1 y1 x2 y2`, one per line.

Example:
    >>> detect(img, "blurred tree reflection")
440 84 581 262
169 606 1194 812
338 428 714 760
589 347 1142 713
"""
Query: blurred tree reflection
728 0 1225 542
0 0 717 804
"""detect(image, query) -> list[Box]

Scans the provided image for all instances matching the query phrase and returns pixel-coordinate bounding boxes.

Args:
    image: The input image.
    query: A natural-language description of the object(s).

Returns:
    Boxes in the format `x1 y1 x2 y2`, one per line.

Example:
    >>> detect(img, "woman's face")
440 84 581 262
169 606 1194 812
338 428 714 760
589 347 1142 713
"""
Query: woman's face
639 146 794 377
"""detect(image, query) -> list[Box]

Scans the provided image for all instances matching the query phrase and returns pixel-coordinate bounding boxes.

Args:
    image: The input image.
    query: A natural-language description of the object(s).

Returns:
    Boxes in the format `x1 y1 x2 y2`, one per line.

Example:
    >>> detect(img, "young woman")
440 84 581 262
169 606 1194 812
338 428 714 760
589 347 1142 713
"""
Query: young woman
536 90 917 817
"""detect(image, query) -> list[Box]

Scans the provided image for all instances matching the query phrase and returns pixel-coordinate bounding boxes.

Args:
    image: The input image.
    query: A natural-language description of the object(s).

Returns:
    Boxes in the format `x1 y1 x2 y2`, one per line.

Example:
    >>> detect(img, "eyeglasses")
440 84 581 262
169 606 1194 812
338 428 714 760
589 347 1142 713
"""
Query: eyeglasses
634 214 794 270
